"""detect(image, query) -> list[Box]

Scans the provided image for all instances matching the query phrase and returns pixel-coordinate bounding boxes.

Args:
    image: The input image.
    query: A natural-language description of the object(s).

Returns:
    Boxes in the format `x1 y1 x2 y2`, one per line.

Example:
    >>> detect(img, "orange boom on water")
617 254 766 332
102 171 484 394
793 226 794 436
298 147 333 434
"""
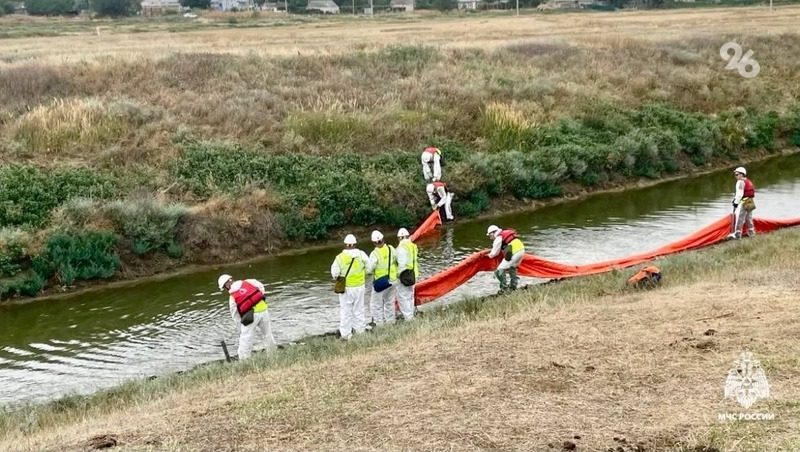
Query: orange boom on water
409 214 800 305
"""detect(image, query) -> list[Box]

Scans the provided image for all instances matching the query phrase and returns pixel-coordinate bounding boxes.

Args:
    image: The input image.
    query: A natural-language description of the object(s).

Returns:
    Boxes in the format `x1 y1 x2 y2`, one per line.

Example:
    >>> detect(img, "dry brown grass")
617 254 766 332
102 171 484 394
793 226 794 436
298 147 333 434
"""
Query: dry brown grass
3 6 800 170
1 7 800 64
4 230 799 452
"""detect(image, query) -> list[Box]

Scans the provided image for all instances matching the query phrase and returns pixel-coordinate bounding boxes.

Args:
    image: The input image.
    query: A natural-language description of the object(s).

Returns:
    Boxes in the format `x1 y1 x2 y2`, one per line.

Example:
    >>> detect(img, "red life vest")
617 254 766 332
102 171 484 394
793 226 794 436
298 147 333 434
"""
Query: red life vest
231 281 264 315
423 147 441 156
432 181 447 190
499 229 518 246
743 178 755 198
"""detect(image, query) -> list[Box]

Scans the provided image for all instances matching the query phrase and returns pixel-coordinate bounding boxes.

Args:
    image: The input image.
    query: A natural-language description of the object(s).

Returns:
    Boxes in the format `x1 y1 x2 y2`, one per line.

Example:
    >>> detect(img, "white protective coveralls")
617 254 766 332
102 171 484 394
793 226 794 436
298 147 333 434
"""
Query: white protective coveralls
487 229 525 291
421 147 442 182
728 172 755 239
228 279 277 360
331 247 369 339
427 183 454 221
367 242 398 325
395 234 418 321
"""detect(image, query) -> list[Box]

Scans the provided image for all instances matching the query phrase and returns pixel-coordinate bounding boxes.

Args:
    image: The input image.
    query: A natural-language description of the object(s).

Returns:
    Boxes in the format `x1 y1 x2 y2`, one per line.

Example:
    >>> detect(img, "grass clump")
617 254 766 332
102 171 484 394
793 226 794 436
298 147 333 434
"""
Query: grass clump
7 98 160 156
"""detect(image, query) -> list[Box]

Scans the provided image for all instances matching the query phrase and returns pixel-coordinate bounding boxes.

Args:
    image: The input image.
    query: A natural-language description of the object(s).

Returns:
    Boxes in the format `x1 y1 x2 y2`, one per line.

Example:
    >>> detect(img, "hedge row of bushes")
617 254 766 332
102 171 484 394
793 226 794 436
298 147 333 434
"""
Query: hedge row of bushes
173 103 800 241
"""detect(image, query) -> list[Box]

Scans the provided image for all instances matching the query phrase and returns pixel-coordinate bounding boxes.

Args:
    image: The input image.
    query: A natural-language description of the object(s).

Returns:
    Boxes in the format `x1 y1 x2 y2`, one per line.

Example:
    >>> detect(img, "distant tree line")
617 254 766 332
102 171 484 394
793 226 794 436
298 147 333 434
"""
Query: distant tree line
0 1 17 14
23 0 140 16
181 0 210 8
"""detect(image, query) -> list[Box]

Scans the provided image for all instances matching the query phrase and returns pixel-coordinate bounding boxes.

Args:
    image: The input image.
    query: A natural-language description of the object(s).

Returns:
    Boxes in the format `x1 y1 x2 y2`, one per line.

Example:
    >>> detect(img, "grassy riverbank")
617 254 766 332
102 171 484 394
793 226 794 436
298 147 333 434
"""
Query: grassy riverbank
1 225 798 451
2 7 800 301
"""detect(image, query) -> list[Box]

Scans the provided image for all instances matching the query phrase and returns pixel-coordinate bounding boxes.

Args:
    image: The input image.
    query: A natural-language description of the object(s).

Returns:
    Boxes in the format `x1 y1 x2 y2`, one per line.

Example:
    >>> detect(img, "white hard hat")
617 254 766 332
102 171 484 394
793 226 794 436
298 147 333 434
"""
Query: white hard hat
344 234 357 245
397 227 410 238
371 230 384 242
734 166 747 176
217 274 232 291
426 183 434 193
486 225 501 236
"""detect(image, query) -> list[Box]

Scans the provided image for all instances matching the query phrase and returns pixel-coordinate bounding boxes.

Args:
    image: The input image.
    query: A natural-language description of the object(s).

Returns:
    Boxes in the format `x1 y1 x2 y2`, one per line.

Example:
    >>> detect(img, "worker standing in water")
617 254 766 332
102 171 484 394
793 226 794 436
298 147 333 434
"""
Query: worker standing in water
426 181 455 222
486 225 525 294
217 274 276 360
367 230 398 326
395 227 419 321
727 166 756 240
421 146 442 182
331 234 369 340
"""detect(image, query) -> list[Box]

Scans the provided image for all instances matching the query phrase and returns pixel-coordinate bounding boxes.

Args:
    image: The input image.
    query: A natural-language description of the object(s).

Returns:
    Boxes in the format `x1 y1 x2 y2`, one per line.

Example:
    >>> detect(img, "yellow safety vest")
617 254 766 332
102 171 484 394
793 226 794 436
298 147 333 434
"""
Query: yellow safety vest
338 252 366 287
508 238 524 255
399 239 419 278
373 245 397 280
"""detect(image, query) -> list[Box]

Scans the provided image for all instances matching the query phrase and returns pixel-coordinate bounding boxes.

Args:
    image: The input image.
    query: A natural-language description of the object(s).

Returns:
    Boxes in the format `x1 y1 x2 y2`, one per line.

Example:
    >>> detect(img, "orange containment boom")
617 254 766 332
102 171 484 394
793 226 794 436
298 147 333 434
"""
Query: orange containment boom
413 215 800 305
409 210 442 242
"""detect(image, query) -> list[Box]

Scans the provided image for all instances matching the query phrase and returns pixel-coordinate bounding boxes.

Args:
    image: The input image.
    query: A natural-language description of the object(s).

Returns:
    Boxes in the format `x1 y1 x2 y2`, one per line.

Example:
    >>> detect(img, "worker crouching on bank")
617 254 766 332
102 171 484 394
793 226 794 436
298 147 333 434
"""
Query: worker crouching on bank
486 225 525 294
218 274 277 360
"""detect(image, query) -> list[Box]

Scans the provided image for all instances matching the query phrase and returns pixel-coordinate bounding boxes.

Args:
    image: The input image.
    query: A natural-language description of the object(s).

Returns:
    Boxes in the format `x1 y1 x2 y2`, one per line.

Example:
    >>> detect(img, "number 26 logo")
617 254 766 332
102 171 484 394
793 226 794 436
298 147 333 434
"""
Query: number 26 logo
720 42 760 79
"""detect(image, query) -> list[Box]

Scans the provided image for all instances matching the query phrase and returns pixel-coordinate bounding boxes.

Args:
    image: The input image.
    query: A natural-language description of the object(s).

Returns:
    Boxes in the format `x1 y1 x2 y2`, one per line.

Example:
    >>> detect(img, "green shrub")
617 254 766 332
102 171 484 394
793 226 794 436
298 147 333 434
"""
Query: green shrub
746 111 780 150
635 104 714 165
33 231 120 286
103 197 189 256
90 0 139 16
0 272 45 299
714 109 749 156
0 165 116 228
0 228 31 278
25 0 74 15
455 190 490 218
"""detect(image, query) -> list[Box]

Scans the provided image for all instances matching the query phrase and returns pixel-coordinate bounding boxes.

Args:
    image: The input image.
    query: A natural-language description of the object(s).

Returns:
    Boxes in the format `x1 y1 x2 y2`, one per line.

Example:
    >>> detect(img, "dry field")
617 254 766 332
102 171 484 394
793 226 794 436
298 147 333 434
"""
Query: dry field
1 6 800 64
2 228 798 451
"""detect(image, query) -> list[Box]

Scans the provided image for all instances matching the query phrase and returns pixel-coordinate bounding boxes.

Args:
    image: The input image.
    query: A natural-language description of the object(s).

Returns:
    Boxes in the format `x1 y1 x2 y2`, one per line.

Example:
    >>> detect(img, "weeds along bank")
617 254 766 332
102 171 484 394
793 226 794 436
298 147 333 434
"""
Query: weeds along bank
1 34 800 301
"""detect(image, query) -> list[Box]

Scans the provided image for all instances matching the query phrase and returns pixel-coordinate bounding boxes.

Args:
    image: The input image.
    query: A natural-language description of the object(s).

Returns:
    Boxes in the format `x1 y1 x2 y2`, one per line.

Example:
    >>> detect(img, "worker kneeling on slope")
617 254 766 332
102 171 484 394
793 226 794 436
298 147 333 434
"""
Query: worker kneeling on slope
727 166 756 240
395 227 419 321
367 230 398 326
218 274 277 360
331 234 370 340
486 225 525 293
426 181 454 222
420 146 442 182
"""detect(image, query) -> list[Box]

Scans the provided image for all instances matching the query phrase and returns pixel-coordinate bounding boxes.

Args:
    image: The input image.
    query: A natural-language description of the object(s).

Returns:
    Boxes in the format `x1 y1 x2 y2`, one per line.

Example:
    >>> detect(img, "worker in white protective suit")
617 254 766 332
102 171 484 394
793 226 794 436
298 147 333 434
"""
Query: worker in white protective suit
218 274 277 360
486 225 525 294
426 181 454 221
421 146 442 182
726 166 757 240
367 230 398 326
395 227 419 321
330 234 369 340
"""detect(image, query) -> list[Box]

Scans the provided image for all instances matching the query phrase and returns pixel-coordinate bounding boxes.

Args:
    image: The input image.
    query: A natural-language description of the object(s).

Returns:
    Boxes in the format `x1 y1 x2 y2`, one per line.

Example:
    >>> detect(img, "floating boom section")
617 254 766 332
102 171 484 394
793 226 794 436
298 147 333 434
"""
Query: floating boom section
413 216 800 304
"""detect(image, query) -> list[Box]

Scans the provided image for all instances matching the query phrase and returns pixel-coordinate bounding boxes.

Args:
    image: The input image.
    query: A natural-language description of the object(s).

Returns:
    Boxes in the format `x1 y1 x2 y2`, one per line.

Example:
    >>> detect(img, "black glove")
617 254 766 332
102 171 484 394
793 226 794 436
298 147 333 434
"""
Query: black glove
731 201 738 210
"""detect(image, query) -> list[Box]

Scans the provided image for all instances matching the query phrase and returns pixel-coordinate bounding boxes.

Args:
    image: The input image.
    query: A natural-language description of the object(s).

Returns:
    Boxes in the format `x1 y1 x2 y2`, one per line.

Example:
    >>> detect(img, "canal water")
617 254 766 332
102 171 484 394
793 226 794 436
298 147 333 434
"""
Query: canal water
1 154 798 406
